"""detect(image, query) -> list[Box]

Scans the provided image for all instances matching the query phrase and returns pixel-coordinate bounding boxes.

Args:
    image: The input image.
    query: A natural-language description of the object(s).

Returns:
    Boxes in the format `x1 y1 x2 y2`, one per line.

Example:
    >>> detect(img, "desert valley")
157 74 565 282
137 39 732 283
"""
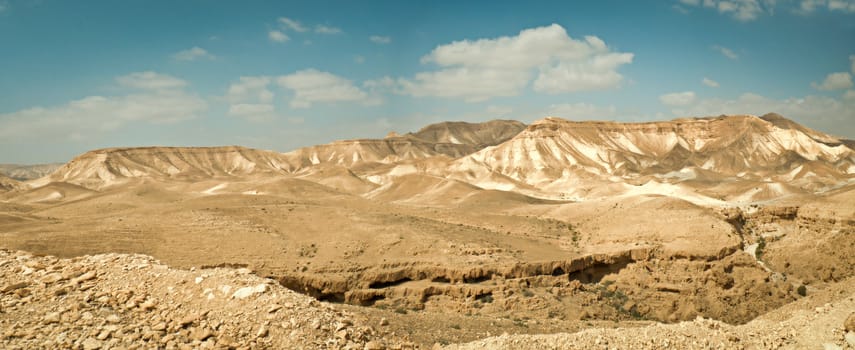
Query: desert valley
1 113 853 349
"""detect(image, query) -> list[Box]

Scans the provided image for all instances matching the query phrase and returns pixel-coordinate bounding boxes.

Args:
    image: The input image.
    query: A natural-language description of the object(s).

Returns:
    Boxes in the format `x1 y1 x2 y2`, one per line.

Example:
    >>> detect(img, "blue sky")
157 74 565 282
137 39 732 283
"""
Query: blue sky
1 0 854 163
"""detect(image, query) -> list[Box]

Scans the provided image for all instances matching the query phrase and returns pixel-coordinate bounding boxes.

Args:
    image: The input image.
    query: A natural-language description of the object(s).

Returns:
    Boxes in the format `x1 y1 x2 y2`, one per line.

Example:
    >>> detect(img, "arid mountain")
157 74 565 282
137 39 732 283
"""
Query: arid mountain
0 174 23 192
28 114 854 203
448 114 853 201
0 163 63 181
405 119 526 147
3 113 854 348
30 146 292 190
279 120 526 172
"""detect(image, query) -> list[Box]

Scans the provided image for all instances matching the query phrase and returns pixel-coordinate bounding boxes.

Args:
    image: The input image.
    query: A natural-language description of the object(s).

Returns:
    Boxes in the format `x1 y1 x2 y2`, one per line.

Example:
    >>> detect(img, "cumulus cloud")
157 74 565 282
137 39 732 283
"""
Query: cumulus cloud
398 24 633 102
798 0 855 13
666 92 855 138
278 17 307 32
172 47 215 61
811 72 854 90
712 45 738 60
702 77 720 87
226 76 277 120
116 71 188 90
369 35 391 44
314 25 341 34
277 69 373 108
544 103 618 120
678 0 775 21
227 76 273 103
268 30 289 43
659 91 697 106
0 73 206 141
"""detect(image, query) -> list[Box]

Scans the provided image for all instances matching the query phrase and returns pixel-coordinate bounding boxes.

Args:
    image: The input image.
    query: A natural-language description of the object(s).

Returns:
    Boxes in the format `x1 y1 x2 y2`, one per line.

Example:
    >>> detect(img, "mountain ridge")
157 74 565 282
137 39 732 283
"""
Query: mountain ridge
23 114 854 204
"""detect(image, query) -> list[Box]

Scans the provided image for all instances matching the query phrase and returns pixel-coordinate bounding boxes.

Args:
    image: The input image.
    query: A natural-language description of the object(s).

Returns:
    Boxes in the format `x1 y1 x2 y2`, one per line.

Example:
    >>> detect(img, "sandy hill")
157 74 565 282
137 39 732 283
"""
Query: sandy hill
0 174 23 192
448 114 853 201
23 114 854 205
30 146 291 190
0 163 63 181
279 120 526 172
405 119 526 147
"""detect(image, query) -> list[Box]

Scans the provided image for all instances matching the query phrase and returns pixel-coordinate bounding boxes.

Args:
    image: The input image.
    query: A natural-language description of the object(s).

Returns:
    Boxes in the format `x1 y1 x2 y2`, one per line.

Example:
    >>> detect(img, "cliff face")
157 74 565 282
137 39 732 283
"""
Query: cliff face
30 146 291 190
452 115 853 195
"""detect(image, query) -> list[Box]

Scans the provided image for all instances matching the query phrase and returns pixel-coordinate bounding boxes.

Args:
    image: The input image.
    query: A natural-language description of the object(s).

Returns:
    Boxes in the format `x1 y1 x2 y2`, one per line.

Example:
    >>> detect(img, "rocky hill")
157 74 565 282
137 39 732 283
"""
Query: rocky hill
447 114 853 201
0 174 23 192
0 249 404 349
279 120 526 172
0 163 63 181
28 146 292 190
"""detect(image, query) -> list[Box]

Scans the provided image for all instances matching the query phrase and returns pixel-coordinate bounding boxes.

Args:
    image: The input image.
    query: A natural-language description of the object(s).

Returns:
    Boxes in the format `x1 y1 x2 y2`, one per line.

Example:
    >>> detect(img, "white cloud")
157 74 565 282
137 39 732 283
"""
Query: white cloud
829 0 855 12
278 17 308 32
116 71 188 90
703 77 720 87
0 73 206 141
679 0 774 21
314 25 341 34
659 91 697 106
228 103 276 122
227 76 273 103
844 90 855 100
369 35 391 44
811 72 854 90
712 45 739 60
544 103 618 119
798 0 855 13
486 105 514 116
277 69 372 108
666 92 855 138
850 55 855 73
172 47 215 61
398 24 633 102
226 76 277 120
268 30 289 43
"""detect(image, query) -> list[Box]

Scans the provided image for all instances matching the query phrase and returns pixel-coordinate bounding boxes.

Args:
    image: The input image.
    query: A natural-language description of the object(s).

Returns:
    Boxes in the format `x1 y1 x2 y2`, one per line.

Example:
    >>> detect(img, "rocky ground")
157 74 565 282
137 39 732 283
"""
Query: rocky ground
0 249 408 350
3 248 854 349
445 277 855 350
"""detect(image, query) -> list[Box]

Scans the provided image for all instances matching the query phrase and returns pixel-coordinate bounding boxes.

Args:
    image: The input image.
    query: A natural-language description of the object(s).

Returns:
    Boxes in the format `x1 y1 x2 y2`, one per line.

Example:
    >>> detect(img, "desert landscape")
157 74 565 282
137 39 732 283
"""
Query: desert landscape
3 1 855 349
1 114 854 349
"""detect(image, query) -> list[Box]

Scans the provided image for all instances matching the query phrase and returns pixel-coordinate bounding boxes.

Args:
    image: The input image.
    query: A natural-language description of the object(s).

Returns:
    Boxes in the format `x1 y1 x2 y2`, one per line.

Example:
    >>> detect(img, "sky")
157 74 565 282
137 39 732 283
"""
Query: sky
1 0 854 163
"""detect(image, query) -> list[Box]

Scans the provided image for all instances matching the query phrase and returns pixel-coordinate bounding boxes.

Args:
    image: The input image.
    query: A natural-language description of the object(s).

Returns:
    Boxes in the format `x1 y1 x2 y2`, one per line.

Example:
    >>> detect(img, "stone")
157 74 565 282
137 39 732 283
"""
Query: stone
74 271 97 283
41 273 64 284
256 325 268 338
365 341 384 350
192 328 214 341
179 315 197 327
96 329 111 340
845 332 855 347
43 312 61 324
106 314 121 323
379 318 389 326
231 284 267 299
1 282 28 293
139 300 156 311
267 304 282 313
82 338 102 350
845 313 855 332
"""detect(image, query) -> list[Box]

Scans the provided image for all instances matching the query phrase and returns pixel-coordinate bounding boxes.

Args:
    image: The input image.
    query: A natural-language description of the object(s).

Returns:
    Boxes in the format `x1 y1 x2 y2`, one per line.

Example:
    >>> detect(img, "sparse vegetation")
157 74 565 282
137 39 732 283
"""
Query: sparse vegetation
756 236 767 260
